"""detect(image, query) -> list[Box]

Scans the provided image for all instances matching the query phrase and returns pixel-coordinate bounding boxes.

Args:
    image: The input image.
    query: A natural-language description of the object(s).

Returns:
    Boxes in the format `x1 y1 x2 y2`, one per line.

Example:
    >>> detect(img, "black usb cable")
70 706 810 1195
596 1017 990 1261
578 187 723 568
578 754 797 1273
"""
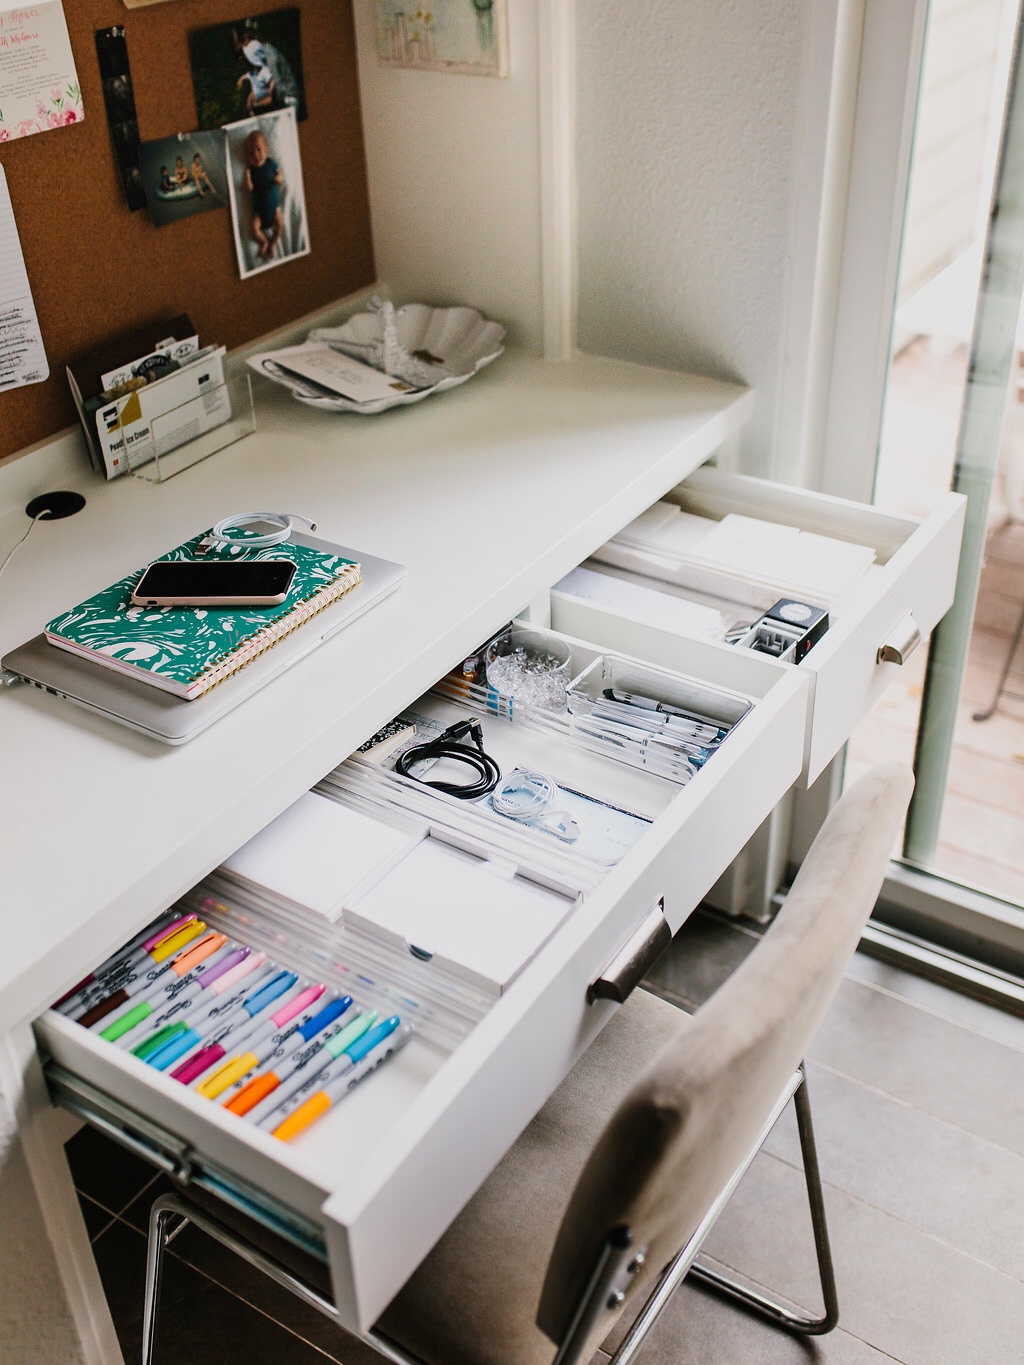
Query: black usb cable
395 719 501 799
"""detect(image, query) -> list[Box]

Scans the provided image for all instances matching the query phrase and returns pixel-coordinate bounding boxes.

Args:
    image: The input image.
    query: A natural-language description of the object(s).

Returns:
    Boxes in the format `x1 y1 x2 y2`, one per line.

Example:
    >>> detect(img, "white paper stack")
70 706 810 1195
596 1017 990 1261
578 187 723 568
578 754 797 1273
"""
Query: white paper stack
220 791 413 922
345 835 577 999
595 503 876 605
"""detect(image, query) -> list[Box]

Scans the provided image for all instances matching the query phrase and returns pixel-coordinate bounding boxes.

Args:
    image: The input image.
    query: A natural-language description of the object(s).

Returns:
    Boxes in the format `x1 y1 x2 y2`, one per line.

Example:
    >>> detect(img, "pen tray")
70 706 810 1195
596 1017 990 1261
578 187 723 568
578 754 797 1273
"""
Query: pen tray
567 651 751 735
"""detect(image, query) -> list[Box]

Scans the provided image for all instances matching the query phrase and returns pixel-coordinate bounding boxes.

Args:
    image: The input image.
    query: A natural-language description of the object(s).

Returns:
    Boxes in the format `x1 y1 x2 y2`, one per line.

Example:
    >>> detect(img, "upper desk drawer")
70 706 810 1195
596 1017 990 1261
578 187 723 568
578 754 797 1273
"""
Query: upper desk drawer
35 623 805 1335
550 467 966 786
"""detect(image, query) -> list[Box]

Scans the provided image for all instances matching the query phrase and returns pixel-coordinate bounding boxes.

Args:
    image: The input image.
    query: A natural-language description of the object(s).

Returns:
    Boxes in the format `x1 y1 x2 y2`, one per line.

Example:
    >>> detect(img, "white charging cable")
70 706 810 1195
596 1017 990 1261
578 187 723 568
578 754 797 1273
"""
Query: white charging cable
197 512 318 554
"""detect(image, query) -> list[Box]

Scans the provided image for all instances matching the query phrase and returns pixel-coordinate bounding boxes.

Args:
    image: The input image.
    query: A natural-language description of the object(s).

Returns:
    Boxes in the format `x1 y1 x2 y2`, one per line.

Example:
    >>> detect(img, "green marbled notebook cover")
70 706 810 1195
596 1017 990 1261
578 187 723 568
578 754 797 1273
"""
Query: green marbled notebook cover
44 530 360 697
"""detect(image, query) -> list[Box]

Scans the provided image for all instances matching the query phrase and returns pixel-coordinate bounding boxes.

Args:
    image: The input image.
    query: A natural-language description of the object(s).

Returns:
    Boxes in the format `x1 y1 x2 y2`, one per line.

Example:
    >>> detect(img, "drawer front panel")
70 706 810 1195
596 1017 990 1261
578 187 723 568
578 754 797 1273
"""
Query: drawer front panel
799 493 964 779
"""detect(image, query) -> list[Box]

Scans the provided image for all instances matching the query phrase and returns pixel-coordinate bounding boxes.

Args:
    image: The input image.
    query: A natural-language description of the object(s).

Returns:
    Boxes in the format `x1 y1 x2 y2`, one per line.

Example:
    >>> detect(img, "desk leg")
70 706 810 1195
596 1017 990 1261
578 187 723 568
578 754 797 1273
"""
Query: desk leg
0 1026 124 1365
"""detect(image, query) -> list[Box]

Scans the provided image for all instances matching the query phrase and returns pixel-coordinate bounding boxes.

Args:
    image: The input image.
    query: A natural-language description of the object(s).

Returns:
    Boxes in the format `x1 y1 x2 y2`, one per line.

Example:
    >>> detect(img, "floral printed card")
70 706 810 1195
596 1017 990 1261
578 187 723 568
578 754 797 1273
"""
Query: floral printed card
0 4 83 142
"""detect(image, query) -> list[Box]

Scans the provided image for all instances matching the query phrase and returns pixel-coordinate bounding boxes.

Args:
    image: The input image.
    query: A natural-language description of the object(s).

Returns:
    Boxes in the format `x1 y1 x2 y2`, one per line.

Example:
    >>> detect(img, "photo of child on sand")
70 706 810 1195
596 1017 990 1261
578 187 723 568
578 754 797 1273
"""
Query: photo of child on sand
224 107 309 277
139 128 228 229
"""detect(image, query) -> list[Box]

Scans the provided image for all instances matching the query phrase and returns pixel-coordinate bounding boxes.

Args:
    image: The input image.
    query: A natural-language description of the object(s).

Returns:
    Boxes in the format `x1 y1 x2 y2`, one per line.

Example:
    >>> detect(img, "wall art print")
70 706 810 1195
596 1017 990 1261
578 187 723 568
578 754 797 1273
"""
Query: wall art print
375 0 508 78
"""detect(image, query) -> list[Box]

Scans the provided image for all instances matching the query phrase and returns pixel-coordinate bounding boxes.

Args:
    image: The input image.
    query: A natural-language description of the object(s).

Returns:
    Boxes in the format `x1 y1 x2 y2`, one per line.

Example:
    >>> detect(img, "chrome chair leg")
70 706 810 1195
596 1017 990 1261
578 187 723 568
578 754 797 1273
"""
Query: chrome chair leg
141 1201 188 1365
139 1190 423 1365
688 1067 839 1334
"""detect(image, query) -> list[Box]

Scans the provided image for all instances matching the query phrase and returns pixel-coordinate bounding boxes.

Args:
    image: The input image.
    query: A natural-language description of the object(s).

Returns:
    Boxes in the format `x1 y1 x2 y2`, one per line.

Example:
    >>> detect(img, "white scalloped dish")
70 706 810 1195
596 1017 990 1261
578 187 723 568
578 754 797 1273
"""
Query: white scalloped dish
261 301 506 414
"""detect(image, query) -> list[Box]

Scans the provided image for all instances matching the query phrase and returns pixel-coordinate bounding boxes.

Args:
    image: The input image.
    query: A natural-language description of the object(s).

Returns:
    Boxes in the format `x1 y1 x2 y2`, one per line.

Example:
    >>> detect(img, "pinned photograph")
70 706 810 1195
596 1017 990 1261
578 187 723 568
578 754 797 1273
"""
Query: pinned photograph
224 107 309 277
139 129 228 228
190 9 306 131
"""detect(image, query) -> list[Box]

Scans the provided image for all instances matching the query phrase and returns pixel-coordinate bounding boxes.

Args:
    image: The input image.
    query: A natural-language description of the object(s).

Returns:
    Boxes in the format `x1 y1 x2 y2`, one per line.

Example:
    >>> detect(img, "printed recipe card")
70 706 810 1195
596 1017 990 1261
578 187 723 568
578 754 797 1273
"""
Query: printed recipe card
0 3 83 141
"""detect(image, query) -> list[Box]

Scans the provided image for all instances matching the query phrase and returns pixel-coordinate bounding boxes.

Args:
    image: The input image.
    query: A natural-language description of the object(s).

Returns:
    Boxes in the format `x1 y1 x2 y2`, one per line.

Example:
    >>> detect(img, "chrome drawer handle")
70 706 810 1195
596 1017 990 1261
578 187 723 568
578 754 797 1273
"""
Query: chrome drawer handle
588 900 671 1004
877 613 921 666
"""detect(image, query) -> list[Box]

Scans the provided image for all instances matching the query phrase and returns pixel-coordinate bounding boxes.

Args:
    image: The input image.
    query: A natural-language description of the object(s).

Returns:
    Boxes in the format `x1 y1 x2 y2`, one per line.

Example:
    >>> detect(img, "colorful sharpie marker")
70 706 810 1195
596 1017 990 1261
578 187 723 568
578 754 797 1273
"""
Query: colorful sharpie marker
217 995 355 1112
151 953 277 1069
271 1023 413 1143
70 917 206 1022
170 977 313 1084
55 912 189 1013
173 983 329 1093
243 1010 380 1127
254 1014 397 1131
100 944 255 1044
82 933 232 1032
119 960 276 1061
139 970 299 1070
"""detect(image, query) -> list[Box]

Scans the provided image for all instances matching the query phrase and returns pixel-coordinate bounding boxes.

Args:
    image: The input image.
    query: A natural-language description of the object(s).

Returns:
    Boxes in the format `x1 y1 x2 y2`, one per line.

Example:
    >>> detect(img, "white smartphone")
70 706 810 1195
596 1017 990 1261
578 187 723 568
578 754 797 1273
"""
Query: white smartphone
130 559 298 607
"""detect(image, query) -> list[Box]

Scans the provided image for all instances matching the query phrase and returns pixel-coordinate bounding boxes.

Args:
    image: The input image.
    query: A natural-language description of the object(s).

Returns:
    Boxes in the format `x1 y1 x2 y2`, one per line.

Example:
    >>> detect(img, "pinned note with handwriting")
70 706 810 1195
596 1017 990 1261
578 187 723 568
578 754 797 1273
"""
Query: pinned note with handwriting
0 166 48 392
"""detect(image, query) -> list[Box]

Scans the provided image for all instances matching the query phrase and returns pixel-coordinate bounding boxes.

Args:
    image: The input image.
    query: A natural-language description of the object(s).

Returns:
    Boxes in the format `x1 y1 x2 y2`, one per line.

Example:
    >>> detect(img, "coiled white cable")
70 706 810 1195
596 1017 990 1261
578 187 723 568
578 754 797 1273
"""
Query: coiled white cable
203 511 317 552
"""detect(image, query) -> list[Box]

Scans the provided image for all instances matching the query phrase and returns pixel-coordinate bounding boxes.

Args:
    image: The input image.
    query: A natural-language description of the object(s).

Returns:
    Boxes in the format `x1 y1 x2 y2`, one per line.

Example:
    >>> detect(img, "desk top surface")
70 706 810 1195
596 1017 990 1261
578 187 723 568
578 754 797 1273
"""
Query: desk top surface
0 350 750 1030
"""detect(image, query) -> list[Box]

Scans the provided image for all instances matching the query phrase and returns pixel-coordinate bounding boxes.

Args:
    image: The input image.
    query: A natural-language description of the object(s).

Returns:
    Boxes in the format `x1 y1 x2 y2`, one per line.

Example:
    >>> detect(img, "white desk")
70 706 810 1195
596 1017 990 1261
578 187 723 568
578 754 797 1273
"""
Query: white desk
0 351 754 1361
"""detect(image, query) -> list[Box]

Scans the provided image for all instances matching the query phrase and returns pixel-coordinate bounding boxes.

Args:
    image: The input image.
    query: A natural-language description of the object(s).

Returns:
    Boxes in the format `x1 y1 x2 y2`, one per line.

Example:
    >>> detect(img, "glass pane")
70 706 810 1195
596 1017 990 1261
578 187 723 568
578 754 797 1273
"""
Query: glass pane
847 0 1024 908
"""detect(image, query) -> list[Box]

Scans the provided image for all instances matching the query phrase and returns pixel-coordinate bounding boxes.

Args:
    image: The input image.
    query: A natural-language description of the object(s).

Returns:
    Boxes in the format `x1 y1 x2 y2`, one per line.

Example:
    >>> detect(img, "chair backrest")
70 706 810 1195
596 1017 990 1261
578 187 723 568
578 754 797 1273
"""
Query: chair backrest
536 762 914 1349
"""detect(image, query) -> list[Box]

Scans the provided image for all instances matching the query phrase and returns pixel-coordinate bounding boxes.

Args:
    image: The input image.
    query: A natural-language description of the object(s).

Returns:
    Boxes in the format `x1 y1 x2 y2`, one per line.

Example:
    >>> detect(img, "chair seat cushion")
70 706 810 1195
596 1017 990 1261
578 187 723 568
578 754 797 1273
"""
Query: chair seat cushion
376 987 687 1365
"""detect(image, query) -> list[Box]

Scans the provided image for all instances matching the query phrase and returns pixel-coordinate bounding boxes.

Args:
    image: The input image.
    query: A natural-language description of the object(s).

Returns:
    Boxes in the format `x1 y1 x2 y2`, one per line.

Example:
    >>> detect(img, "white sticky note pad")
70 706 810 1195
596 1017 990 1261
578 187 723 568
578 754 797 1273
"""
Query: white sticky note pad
222 792 411 921
348 836 576 994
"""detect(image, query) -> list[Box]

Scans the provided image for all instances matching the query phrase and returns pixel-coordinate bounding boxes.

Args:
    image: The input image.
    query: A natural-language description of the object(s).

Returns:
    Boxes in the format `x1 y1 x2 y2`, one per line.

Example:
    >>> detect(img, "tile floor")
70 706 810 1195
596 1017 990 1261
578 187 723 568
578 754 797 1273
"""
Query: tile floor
65 906 1024 1365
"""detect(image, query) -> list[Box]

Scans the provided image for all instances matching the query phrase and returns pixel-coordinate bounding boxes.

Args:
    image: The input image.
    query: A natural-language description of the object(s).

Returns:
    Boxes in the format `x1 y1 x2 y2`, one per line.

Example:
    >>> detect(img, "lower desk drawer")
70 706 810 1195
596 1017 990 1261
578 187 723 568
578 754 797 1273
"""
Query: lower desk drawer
552 467 966 785
35 628 806 1333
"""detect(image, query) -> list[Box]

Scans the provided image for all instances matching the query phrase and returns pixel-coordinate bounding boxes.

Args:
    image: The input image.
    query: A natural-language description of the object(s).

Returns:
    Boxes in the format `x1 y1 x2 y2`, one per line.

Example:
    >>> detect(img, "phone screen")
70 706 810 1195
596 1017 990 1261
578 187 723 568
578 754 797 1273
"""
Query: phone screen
133 559 297 603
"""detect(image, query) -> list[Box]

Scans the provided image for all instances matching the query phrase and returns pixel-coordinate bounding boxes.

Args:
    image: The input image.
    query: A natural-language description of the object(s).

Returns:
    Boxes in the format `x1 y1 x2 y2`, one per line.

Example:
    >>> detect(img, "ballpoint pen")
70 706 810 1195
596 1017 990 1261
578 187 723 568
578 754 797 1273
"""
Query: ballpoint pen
83 933 233 1032
68 916 205 1020
242 1009 381 1126
54 912 190 1013
193 992 353 1102
138 969 300 1070
170 982 329 1090
582 707 713 762
601 687 728 738
572 714 700 782
269 1020 411 1142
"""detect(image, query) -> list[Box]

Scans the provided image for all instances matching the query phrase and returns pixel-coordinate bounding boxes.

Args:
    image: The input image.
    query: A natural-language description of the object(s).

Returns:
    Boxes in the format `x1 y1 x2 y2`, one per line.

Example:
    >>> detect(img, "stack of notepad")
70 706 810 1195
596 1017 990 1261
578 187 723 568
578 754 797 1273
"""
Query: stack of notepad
205 787 579 1037
43 530 362 702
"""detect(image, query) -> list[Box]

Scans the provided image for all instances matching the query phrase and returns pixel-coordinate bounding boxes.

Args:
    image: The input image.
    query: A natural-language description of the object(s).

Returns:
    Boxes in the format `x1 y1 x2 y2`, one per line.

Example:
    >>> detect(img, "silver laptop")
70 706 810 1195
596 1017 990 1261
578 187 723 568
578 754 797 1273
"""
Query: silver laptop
2 534 405 745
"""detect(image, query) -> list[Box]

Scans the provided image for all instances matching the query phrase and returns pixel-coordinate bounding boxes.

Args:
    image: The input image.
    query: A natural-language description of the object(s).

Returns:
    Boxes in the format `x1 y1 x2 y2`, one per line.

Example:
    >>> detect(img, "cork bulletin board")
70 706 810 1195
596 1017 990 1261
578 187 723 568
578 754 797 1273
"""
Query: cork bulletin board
0 0 375 462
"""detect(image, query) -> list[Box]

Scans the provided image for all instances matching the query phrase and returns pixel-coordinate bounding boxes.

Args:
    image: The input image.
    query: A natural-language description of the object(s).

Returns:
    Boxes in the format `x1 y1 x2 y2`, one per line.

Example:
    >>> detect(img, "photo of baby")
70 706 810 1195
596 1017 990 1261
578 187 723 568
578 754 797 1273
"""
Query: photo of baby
138 128 228 229
224 106 309 277
243 129 283 258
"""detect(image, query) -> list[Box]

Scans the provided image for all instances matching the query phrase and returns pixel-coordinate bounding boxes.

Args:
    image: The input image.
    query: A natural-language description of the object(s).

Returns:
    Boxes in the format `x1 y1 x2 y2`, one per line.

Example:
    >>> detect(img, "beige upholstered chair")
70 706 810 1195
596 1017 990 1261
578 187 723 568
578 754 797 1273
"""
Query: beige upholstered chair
141 762 913 1365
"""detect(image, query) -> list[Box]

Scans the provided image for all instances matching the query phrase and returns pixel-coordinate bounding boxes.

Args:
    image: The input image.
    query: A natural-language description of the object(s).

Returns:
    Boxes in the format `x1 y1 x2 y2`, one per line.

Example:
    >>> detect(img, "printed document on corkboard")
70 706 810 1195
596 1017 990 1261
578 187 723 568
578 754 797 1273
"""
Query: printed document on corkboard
0 2 83 140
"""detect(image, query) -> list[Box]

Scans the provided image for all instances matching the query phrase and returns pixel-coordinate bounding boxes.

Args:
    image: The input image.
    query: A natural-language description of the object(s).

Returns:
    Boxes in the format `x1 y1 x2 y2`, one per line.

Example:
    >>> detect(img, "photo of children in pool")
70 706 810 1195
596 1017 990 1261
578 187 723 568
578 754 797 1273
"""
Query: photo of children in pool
224 107 309 278
139 129 228 229
190 9 306 132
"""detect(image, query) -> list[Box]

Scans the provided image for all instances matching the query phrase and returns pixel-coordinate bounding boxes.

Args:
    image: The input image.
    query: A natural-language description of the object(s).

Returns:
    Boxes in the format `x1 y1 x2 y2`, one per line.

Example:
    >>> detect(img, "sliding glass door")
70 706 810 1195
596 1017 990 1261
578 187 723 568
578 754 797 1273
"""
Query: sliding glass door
846 0 1024 968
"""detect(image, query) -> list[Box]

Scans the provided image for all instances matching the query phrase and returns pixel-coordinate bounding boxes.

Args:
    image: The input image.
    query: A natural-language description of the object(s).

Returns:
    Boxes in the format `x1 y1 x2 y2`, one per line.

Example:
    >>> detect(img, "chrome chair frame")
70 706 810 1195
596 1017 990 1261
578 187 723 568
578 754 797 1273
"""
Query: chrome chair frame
140 1064 836 1365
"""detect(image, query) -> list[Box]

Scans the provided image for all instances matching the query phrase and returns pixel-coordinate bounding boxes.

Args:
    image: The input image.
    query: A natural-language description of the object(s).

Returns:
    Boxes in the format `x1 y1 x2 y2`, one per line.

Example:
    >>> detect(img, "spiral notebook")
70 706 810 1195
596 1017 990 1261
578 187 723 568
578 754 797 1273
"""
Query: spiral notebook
2 534 405 744
43 530 362 700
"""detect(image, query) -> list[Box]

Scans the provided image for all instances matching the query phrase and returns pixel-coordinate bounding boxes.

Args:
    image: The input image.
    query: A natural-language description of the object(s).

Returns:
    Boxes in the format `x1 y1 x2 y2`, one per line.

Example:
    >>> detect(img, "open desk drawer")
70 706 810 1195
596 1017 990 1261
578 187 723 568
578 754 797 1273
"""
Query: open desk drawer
551 467 966 785
34 631 806 1334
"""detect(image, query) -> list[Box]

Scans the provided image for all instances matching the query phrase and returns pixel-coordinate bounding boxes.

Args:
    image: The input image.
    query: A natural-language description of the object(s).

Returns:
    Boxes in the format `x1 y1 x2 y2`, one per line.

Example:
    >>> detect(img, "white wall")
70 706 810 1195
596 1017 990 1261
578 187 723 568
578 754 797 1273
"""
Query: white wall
575 1 815 477
353 1 856 481
352 1 546 353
